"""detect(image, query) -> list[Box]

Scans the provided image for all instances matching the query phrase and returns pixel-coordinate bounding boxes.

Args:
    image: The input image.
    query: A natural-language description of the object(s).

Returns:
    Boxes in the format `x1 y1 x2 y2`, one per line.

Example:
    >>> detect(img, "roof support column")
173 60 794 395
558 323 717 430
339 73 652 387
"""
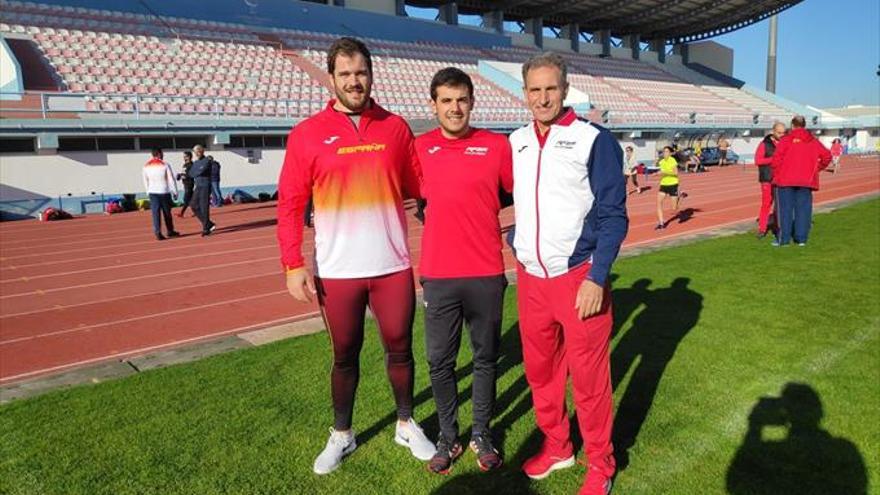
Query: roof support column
395 0 406 16
674 42 690 64
651 38 666 63
439 2 458 26
622 33 640 60
597 29 611 57
524 16 543 50
482 9 504 34
561 22 580 52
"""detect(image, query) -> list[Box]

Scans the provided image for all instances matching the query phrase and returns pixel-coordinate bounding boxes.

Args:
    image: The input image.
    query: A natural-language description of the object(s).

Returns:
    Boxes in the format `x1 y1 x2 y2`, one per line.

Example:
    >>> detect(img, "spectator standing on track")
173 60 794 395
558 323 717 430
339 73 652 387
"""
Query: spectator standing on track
509 52 627 495
718 136 730 167
142 148 180 241
176 150 195 217
753 122 786 238
655 145 686 230
624 146 643 194
770 115 832 247
276 37 434 475
830 138 843 174
189 144 216 236
210 156 223 206
416 67 513 475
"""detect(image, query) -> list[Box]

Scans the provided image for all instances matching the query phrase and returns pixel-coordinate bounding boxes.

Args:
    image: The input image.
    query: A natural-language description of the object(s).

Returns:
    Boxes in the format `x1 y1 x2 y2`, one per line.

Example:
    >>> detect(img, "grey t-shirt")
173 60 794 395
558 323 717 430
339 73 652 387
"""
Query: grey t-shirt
347 113 361 130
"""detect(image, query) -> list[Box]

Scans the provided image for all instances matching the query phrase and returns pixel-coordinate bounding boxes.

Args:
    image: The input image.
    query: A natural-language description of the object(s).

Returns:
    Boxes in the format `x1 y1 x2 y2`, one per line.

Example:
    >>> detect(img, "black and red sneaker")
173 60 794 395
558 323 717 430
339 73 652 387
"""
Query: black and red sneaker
470 433 503 472
427 436 463 475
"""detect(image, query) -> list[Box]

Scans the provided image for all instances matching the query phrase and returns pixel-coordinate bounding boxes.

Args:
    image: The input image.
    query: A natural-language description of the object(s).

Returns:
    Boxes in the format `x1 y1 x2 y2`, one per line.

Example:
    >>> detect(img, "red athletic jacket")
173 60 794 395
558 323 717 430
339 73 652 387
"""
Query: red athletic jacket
276 99 422 278
416 127 513 278
771 128 832 190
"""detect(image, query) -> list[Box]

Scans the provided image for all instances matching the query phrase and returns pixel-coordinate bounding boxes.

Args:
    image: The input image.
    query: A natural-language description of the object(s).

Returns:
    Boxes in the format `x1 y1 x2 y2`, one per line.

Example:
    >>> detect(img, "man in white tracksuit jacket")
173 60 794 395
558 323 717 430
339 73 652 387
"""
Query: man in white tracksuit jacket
509 53 628 495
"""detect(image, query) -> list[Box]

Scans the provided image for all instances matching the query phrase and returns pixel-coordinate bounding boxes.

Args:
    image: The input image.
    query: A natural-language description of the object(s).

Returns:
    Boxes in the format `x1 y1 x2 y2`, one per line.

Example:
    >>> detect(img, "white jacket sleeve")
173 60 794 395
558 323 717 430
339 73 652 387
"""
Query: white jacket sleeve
165 163 178 196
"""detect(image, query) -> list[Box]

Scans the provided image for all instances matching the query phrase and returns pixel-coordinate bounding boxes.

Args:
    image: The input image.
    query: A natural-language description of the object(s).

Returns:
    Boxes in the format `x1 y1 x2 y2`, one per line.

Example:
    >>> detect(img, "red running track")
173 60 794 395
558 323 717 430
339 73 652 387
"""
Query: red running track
1 156 878 383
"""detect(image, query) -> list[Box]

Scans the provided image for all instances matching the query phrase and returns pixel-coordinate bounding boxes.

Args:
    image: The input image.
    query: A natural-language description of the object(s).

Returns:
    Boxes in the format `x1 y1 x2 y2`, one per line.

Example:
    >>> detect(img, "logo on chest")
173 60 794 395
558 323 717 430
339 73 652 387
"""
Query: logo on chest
337 143 387 155
324 136 340 145
555 140 577 150
427 146 442 155
464 146 489 156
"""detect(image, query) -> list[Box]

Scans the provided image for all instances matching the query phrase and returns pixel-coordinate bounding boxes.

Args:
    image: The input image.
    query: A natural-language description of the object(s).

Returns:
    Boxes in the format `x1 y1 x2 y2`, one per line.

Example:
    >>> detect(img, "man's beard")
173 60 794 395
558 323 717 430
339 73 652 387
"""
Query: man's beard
334 85 370 113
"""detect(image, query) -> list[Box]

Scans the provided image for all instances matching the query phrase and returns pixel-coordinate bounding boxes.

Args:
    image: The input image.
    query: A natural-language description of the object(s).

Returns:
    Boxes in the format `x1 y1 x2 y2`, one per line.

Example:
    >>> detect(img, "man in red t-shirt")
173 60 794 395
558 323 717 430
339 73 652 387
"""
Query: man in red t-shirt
416 68 513 474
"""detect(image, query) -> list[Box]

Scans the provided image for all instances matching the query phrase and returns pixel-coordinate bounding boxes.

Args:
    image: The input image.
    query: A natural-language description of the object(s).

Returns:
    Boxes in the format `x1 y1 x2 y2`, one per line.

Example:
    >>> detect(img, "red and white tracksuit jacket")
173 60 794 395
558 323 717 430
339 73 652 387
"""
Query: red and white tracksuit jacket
509 108 628 478
276 99 421 278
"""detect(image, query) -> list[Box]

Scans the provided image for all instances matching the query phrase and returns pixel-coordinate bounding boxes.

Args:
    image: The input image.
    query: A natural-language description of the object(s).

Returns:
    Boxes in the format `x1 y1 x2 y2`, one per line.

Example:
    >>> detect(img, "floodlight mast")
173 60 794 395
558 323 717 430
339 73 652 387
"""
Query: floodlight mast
766 14 778 93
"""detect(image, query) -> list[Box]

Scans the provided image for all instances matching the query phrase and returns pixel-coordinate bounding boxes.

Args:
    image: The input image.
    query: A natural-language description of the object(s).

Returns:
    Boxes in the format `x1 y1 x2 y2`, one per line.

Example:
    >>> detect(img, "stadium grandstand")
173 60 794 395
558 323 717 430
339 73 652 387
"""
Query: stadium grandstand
0 0 878 219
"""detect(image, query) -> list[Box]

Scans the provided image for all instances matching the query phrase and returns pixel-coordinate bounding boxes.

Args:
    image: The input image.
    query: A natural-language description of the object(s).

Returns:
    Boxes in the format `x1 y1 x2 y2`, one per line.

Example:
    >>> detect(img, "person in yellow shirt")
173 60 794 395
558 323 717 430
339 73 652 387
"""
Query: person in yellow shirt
656 145 687 230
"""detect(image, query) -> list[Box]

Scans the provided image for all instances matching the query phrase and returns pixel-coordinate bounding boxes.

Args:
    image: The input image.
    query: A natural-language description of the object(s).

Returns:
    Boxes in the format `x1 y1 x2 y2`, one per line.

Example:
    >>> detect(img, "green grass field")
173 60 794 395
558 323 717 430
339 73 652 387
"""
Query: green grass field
2 199 878 495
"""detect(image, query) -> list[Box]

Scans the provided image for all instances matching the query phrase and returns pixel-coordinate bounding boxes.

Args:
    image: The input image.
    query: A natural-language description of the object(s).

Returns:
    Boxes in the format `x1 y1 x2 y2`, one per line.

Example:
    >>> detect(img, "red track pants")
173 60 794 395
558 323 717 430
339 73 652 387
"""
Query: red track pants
758 182 774 233
516 262 616 478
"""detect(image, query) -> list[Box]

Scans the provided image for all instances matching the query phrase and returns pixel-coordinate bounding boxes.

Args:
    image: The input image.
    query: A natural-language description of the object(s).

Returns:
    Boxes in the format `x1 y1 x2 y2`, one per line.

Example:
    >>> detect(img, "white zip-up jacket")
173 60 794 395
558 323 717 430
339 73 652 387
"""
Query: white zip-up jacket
143 158 179 196
508 108 628 286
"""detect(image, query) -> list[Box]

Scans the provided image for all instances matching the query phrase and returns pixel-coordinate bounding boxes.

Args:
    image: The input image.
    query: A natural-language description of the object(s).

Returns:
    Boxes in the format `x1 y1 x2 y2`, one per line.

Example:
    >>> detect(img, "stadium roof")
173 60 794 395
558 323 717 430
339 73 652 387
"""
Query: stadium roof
408 0 802 43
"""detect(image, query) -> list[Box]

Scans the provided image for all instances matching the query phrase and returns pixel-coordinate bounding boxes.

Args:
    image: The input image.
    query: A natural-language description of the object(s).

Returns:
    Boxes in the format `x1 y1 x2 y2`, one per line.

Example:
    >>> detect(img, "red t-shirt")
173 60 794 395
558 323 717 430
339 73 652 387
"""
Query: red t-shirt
416 127 513 278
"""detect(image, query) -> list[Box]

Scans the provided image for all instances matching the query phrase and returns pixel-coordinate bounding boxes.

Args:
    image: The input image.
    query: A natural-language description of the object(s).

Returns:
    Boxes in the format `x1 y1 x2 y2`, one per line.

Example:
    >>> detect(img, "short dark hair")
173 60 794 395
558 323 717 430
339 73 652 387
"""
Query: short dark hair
183 151 193 158
791 115 806 128
151 148 163 158
663 146 674 153
327 37 372 75
625 146 633 152
430 67 474 101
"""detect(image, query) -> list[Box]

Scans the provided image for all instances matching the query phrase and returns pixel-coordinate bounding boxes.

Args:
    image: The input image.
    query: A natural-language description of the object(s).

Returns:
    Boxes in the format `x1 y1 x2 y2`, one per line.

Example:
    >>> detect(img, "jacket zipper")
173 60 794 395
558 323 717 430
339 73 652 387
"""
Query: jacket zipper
534 142 550 278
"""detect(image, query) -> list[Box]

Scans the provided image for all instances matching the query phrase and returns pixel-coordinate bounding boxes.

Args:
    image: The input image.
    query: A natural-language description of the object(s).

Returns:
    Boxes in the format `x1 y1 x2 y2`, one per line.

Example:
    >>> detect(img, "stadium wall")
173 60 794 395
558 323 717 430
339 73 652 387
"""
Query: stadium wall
0 36 23 101
345 0 397 16
0 148 285 213
687 41 734 77
30 0 509 48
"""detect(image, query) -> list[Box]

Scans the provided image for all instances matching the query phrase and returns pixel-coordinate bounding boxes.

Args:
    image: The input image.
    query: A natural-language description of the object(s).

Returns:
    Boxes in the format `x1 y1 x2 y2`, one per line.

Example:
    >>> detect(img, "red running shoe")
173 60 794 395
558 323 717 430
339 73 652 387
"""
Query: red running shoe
522 441 575 480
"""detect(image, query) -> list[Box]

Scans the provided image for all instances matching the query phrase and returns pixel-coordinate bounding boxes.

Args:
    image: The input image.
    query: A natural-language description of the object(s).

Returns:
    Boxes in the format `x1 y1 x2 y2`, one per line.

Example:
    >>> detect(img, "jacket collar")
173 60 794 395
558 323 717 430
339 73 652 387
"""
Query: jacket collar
324 98 387 124
788 127 814 143
533 107 577 146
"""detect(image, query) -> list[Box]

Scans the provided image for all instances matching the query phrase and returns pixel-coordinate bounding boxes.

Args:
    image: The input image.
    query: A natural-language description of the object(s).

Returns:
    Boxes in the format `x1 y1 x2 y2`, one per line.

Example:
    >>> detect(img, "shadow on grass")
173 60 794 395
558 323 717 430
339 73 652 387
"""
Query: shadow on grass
611 277 703 470
370 275 704 488
726 383 867 495
429 471 540 495
428 275 705 483
358 321 528 448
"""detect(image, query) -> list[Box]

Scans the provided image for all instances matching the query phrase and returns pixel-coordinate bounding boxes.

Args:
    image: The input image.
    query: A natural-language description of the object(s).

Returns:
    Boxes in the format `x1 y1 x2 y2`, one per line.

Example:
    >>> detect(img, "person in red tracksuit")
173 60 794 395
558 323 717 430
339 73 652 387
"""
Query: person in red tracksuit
510 53 628 495
753 122 786 238
276 37 435 475
770 115 832 246
830 138 844 174
416 67 514 475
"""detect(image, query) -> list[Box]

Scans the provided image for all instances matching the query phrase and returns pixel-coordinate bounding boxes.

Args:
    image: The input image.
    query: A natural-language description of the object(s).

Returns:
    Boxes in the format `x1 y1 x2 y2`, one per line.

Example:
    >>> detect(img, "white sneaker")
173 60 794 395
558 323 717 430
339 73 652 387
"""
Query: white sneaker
313 428 357 475
394 418 437 461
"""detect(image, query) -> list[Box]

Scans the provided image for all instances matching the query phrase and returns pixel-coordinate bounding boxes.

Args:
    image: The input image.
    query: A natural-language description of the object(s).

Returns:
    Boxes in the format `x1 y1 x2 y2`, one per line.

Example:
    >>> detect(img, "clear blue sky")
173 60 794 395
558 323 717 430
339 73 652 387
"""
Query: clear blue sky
713 0 879 108
407 0 879 109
